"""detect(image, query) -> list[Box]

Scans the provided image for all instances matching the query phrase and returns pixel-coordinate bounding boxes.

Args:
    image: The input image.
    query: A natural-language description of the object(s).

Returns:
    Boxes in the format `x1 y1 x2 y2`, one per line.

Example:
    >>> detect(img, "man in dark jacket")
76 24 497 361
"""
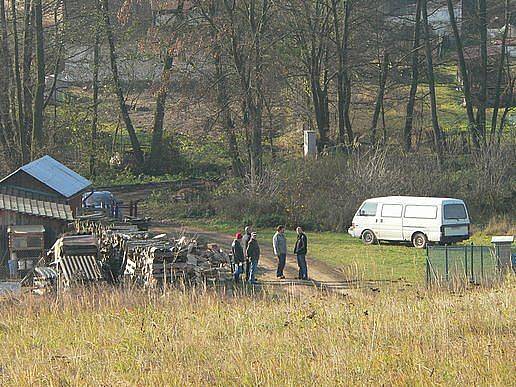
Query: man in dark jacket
246 232 260 284
242 226 252 280
231 233 245 282
294 227 308 280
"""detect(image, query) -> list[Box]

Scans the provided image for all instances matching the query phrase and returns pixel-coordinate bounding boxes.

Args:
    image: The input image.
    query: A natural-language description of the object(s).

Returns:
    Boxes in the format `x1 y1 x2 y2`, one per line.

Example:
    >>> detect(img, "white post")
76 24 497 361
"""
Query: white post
304 130 317 158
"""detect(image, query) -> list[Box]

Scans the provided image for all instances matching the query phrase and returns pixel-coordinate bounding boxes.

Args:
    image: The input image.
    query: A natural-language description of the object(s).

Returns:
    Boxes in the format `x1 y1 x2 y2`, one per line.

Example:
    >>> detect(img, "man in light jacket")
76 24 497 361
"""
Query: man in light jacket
272 225 287 279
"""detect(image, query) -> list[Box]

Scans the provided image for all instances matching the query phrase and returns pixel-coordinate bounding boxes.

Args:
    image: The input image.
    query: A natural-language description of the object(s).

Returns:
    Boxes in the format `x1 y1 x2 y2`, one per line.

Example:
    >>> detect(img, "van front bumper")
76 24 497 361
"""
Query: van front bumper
348 227 358 238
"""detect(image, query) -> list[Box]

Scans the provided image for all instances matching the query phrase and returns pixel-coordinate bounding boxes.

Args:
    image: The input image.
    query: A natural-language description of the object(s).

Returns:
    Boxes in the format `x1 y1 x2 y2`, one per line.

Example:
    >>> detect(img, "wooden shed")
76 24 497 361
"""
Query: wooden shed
0 155 92 214
0 193 74 256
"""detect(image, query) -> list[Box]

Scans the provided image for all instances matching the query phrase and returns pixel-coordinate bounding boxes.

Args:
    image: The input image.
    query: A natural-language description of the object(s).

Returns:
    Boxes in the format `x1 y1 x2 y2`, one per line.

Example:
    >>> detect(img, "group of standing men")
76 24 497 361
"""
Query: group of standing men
231 225 309 284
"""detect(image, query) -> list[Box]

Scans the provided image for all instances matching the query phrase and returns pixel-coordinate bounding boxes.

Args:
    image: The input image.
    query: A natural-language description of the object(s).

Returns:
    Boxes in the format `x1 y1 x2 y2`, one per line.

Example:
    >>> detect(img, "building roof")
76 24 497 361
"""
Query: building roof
0 193 74 221
1 155 91 198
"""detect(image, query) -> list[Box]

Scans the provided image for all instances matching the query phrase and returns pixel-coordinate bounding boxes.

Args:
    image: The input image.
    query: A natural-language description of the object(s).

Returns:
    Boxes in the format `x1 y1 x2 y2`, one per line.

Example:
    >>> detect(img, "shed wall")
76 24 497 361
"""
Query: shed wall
0 210 70 256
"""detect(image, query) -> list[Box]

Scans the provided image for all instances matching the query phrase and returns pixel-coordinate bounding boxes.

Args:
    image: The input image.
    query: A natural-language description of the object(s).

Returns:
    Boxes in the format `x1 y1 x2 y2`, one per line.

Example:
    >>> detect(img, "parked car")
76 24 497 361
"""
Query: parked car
82 191 122 218
348 196 470 248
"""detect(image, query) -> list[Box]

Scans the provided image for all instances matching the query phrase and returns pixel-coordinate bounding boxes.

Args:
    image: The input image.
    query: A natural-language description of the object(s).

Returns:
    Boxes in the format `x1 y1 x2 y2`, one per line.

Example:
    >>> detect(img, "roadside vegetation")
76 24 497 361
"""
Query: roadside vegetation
1 284 514 385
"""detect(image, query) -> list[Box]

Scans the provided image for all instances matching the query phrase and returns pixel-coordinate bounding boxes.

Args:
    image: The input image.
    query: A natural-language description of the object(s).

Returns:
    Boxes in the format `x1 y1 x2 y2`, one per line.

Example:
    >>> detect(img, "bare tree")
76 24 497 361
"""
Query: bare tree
331 0 353 146
90 0 102 178
490 0 511 141
101 0 144 167
403 0 422 152
475 0 488 144
370 52 389 144
31 0 45 159
446 0 480 149
421 0 442 165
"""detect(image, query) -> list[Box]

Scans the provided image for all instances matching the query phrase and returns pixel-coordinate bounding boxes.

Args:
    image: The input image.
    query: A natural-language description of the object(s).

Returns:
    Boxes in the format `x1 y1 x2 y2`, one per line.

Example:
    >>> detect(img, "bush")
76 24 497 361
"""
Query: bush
215 143 515 231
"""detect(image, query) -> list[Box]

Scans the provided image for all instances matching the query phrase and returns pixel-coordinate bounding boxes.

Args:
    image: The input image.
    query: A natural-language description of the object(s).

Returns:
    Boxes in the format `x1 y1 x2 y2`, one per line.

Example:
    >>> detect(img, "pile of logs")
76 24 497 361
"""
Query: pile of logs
75 218 232 286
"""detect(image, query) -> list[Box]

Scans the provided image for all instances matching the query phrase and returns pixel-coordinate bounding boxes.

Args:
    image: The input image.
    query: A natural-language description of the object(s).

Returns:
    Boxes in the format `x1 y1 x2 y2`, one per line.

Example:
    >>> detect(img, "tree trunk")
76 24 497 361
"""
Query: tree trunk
476 0 487 145
213 36 244 177
342 0 353 146
331 0 352 146
422 0 443 165
31 0 45 160
11 0 28 164
101 0 144 167
403 0 422 152
490 0 509 142
371 52 389 144
148 51 173 173
497 79 514 141
90 0 101 178
0 0 15 155
22 0 33 151
446 0 479 148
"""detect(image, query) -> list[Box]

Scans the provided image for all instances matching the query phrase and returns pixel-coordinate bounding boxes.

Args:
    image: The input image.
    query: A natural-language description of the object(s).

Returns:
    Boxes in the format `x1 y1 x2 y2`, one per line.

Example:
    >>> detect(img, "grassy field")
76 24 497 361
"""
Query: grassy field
0 284 514 385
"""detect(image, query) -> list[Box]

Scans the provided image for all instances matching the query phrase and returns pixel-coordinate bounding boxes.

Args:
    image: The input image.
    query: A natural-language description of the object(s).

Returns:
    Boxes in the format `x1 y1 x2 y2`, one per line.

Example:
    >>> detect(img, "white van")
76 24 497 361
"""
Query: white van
348 196 470 248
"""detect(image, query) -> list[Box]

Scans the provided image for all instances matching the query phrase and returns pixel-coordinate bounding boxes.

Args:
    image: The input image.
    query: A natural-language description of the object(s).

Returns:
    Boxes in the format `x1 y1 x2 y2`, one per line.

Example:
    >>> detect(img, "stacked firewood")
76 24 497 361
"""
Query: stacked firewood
75 217 232 286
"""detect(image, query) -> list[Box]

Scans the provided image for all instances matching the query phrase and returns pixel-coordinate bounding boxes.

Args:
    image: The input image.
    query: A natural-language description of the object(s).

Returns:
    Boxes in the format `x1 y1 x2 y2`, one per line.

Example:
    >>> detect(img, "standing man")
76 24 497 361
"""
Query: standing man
231 233 245 282
246 232 260 284
273 225 287 279
294 227 308 280
242 226 253 281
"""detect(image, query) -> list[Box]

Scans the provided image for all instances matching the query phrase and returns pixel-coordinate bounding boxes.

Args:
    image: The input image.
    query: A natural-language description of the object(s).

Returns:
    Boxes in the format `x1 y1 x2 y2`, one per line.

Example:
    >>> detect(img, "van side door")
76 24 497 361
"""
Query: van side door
378 204 404 241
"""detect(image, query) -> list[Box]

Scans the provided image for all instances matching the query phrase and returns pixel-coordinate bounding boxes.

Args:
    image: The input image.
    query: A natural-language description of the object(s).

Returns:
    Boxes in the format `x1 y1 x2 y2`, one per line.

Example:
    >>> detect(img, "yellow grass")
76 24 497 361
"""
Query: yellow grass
0 282 514 386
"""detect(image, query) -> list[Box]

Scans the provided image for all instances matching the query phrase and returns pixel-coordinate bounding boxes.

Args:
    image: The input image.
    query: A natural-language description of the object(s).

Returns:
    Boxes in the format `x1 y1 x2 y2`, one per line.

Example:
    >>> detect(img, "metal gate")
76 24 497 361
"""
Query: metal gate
426 245 503 286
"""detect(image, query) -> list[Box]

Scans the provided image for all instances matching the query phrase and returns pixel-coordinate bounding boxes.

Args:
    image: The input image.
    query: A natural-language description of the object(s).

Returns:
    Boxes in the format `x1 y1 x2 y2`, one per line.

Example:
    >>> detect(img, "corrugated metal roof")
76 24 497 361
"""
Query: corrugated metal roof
1 155 91 198
34 267 58 280
0 193 74 221
56 255 103 287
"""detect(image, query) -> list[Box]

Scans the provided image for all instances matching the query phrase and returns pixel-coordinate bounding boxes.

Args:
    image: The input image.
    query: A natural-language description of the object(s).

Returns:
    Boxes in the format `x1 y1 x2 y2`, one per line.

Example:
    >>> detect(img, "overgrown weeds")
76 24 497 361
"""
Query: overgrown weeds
0 283 514 385
213 143 515 231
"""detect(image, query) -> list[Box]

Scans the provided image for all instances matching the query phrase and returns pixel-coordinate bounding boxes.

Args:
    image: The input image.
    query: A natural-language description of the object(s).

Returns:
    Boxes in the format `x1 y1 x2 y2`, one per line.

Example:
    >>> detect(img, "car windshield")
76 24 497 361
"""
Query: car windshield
83 192 114 207
444 204 467 219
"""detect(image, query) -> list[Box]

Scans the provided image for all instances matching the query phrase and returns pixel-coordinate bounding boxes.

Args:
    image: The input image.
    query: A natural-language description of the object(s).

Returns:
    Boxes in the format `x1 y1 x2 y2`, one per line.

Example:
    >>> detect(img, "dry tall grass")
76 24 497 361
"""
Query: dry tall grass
0 283 514 386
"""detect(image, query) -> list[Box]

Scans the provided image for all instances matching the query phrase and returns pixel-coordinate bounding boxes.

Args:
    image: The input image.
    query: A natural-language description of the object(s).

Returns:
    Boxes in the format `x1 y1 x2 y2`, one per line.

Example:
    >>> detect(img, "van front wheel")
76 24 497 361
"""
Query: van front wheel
362 230 377 245
412 232 427 249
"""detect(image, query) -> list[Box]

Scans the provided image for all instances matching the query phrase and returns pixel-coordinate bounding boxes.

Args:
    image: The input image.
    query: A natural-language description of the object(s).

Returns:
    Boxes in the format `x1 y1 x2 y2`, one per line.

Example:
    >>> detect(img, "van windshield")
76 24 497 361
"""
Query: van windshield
444 204 467 219
358 202 377 217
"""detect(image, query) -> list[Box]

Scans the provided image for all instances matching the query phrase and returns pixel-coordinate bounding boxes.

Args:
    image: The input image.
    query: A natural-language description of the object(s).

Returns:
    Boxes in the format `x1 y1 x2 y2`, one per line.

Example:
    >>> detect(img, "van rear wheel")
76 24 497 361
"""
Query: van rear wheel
412 232 427 249
362 230 377 245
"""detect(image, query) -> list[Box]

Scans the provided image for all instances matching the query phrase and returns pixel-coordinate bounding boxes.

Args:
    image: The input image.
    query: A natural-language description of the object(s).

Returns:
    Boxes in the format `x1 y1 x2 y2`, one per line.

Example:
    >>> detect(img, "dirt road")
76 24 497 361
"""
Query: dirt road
151 222 390 294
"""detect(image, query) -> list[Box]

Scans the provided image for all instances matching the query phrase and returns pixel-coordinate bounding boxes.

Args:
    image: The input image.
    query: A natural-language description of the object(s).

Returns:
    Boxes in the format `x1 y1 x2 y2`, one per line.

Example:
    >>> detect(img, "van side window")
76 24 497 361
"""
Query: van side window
404 205 437 219
444 204 467 219
381 204 402 218
359 202 377 216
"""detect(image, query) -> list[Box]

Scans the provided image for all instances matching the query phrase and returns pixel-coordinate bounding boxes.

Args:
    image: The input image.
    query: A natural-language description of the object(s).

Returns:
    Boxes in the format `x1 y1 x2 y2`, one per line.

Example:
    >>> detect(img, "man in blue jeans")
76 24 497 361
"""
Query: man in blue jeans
272 225 287 279
294 226 308 280
246 232 260 284
231 233 245 282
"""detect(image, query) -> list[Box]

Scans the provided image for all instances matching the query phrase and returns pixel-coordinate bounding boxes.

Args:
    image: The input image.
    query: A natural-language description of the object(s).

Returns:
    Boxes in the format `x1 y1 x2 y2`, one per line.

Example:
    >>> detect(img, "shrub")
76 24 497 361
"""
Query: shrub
215 143 515 232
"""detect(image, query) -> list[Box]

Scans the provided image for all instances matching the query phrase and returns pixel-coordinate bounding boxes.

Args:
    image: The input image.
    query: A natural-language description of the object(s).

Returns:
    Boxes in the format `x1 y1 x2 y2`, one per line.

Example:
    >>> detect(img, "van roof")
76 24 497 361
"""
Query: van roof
365 196 465 205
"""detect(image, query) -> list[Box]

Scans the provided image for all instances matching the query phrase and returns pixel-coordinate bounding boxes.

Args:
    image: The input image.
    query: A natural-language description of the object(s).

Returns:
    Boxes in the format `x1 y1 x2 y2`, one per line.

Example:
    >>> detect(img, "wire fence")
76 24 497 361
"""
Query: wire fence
426 244 514 287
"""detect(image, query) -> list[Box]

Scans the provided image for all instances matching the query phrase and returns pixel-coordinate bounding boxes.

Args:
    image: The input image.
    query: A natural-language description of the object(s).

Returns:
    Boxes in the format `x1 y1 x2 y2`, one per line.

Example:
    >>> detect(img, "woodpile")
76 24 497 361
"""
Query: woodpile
75 217 232 287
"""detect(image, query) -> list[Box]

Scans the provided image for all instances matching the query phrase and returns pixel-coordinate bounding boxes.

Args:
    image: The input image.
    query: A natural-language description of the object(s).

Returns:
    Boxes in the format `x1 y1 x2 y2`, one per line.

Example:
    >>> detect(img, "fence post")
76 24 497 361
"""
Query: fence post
426 245 430 286
445 245 449 282
470 243 474 283
480 246 484 283
464 245 468 281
